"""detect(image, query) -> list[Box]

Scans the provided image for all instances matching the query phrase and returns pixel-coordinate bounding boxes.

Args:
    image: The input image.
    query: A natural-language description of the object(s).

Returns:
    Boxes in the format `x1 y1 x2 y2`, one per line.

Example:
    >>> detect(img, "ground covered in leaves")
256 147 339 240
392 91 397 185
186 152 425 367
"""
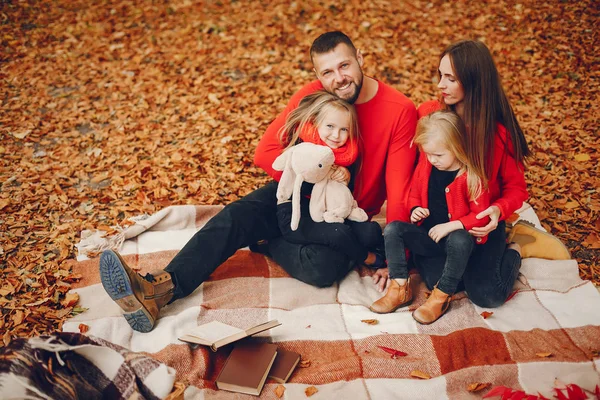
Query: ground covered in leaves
1 0 598 344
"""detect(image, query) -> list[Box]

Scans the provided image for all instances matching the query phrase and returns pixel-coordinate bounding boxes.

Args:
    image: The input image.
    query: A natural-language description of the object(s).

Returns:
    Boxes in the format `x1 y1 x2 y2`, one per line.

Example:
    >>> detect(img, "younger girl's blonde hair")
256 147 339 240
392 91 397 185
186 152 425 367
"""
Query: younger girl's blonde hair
414 110 486 201
279 90 360 152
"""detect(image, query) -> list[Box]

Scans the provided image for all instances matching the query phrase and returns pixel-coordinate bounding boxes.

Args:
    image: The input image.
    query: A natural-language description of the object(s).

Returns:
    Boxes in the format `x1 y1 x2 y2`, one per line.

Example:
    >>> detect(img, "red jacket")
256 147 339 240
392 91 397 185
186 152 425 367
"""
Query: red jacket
409 155 491 243
255 80 417 222
417 100 528 220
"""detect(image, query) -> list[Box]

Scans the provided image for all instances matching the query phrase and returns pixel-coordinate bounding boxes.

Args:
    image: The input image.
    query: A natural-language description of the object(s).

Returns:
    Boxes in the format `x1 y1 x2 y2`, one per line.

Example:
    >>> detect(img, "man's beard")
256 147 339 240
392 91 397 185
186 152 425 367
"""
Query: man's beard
336 73 363 104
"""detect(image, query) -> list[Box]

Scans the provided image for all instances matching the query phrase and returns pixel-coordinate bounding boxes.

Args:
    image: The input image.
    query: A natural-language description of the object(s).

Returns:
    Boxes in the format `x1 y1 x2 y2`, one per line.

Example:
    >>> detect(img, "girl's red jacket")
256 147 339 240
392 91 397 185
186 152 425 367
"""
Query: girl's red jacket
409 154 491 244
418 100 528 221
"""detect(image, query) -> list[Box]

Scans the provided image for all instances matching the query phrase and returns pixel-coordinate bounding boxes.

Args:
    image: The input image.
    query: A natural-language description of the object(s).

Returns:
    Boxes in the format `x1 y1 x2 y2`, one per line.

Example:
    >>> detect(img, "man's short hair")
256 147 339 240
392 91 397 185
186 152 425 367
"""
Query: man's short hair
310 31 357 62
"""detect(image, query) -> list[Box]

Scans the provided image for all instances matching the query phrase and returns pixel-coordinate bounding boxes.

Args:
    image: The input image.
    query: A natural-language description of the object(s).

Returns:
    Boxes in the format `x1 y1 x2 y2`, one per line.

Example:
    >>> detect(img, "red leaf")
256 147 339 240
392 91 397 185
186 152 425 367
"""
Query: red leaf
483 386 513 398
504 290 519 303
481 311 494 319
507 390 527 400
594 385 600 400
377 345 407 358
565 384 587 400
537 392 550 400
554 388 569 400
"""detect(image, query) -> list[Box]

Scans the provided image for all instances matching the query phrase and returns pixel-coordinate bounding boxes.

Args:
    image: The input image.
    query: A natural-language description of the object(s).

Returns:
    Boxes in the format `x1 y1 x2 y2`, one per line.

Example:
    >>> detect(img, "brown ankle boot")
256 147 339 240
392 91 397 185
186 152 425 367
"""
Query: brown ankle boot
412 287 451 325
369 277 413 314
100 250 174 332
507 220 571 260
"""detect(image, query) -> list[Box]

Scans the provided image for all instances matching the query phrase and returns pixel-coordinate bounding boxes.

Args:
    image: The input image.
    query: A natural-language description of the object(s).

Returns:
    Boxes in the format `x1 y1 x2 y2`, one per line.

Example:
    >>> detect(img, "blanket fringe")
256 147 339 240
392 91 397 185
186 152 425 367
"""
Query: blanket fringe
75 226 125 257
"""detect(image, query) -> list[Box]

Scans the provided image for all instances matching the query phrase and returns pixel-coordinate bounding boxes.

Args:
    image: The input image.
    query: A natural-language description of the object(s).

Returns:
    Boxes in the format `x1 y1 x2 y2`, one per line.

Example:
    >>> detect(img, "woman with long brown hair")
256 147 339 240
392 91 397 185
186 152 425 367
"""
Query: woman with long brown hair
372 39 570 310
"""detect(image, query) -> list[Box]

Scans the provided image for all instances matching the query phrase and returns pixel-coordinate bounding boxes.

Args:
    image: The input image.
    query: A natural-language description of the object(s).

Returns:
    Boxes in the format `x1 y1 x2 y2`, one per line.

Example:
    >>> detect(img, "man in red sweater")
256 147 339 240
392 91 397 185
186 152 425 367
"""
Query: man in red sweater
99 31 417 333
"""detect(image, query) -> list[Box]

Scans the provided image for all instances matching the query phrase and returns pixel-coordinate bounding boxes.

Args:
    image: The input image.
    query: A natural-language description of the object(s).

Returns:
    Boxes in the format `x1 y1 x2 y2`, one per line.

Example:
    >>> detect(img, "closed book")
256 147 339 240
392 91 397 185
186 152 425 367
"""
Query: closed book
216 341 278 396
178 319 281 351
268 349 301 383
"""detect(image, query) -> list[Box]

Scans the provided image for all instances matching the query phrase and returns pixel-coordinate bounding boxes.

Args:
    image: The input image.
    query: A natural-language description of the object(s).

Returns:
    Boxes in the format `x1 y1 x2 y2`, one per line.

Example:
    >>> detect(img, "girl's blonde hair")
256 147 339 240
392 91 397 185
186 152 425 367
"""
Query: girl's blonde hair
414 110 486 201
279 90 360 152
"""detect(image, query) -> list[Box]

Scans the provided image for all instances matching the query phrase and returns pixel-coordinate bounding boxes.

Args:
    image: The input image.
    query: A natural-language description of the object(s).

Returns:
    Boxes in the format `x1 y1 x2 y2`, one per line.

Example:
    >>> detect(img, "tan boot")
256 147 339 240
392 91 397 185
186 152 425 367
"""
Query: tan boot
412 287 451 325
100 250 174 332
507 220 571 260
369 277 413 314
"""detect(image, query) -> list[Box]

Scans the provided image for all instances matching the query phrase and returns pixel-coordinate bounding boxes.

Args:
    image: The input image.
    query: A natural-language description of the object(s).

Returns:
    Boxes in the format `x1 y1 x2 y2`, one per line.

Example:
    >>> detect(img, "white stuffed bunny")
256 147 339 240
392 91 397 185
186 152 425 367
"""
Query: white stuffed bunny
272 142 368 231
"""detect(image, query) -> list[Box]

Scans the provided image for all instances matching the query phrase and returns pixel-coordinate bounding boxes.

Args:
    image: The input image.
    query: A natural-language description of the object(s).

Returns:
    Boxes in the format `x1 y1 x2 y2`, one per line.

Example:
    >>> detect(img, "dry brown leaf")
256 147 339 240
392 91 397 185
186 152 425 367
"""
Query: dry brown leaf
79 323 90 333
60 292 79 308
467 382 491 392
305 386 318 397
274 384 285 398
535 352 553 358
410 370 431 380
299 360 311 368
361 319 379 325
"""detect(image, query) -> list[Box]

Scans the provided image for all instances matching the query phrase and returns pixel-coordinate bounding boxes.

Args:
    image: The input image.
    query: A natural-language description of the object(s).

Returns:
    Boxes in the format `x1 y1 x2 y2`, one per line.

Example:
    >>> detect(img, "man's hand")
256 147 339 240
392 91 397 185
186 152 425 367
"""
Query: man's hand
410 207 430 223
329 165 351 184
371 268 390 293
469 205 501 237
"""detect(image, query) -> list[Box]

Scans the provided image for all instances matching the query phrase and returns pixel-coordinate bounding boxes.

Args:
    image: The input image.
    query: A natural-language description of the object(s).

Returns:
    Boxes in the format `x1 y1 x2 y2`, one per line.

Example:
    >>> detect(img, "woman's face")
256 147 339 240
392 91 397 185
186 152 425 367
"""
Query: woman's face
438 55 465 106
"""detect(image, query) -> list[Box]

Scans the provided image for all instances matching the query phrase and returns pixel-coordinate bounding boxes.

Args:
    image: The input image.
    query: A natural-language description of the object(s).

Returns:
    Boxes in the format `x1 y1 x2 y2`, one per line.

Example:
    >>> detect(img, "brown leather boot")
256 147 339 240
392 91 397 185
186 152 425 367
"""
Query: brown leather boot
100 250 174 332
507 220 571 260
412 287 451 325
369 277 413 314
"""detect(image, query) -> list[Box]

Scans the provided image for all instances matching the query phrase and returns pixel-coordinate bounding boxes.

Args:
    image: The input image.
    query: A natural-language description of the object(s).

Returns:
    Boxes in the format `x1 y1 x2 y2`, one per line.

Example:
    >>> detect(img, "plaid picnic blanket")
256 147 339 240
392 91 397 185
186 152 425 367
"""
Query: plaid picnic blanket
63 205 600 399
0 332 184 400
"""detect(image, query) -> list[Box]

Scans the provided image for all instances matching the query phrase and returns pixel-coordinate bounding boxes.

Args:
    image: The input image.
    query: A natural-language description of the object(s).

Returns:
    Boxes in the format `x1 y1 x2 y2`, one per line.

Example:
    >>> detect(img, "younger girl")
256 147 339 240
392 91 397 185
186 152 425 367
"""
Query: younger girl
370 110 490 324
275 90 385 270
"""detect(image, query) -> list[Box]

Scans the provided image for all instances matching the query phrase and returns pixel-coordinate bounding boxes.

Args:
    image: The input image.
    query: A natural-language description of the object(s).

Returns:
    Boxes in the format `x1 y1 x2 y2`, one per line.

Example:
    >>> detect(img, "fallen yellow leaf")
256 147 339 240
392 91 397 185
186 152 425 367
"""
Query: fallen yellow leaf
275 384 285 398
467 382 491 392
361 319 379 325
574 154 590 162
410 370 431 379
535 352 553 358
305 386 318 397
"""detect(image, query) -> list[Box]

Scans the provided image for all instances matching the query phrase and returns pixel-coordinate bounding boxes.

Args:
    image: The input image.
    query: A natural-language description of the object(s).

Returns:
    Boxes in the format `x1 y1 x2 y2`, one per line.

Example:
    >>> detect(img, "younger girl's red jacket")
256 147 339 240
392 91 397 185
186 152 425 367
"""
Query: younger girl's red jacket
418 100 528 221
409 154 491 244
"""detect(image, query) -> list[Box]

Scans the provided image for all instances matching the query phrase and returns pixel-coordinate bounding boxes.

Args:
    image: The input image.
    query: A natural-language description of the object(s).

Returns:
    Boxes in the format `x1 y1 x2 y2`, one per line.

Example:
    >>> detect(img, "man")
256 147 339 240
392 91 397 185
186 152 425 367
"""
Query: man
99 31 417 333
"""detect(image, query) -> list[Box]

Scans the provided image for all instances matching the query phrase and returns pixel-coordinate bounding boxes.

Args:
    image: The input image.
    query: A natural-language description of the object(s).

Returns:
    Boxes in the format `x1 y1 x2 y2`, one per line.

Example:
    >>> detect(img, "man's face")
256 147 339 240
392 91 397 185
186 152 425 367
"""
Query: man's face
313 44 364 104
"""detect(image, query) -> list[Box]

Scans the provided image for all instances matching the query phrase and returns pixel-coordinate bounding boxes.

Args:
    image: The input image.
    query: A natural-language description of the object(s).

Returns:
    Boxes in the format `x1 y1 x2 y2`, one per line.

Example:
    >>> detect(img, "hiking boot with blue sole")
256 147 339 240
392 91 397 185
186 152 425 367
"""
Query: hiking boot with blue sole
99 250 174 333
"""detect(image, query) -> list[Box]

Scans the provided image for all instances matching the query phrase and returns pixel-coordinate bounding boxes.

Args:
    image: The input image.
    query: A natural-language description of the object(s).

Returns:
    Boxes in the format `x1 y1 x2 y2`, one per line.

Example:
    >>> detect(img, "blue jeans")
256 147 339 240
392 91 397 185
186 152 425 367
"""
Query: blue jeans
413 221 522 308
384 221 475 294
165 181 358 299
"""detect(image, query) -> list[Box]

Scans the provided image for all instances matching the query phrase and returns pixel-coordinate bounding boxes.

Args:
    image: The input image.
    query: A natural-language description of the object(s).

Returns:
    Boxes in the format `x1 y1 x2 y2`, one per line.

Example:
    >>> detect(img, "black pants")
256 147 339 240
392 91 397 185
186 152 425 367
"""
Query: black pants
384 221 475 295
164 181 358 300
414 221 522 308
277 200 383 264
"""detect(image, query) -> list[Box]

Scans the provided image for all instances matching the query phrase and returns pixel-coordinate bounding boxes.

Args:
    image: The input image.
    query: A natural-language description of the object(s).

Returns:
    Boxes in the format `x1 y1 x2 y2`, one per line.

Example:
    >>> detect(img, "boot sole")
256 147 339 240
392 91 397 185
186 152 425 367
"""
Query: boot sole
99 250 155 333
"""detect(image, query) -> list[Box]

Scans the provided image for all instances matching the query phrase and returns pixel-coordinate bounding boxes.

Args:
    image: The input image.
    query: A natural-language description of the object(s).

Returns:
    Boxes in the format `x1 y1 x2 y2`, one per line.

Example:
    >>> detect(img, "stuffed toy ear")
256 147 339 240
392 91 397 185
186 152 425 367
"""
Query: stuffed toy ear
309 179 328 223
290 173 304 231
273 148 295 203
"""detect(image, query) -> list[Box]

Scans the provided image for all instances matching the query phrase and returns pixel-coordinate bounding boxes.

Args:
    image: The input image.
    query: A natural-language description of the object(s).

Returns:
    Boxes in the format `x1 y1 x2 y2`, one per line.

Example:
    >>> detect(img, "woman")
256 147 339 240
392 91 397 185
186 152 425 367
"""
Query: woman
373 39 570 308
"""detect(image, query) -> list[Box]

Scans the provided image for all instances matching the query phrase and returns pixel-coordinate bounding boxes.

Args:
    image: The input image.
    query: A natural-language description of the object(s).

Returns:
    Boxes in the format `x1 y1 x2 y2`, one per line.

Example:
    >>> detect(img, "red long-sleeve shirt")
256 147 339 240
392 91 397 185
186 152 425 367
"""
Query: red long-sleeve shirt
254 80 418 222
409 154 491 243
417 100 528 220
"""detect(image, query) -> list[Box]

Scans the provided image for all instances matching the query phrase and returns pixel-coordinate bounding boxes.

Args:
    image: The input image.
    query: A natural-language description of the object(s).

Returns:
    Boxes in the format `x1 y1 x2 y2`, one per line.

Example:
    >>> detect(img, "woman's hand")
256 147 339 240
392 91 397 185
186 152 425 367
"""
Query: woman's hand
469 205 501 237
410 207 430 223
371 268 390 293
329 165 351 184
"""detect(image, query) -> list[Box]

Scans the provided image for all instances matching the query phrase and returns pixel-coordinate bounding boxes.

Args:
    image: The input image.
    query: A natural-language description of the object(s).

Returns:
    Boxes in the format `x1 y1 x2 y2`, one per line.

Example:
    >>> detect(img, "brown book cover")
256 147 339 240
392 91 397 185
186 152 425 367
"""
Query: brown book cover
268 349 301 383
216 341 278 396
178 319 281 351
